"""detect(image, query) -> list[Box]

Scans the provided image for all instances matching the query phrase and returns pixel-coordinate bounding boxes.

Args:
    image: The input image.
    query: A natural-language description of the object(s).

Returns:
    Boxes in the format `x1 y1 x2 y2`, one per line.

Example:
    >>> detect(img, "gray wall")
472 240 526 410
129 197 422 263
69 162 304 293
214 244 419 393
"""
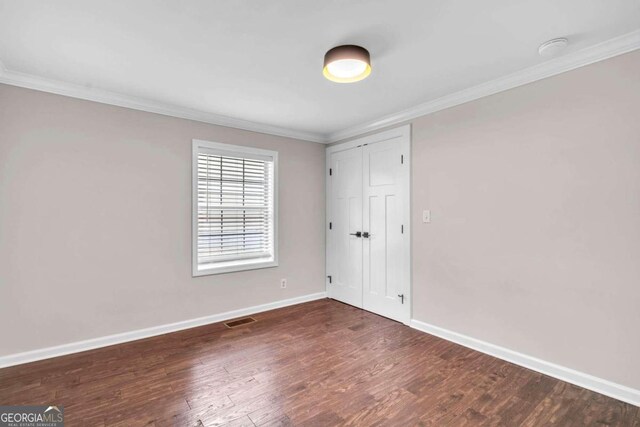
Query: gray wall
411 50 640 390
0 84 325 356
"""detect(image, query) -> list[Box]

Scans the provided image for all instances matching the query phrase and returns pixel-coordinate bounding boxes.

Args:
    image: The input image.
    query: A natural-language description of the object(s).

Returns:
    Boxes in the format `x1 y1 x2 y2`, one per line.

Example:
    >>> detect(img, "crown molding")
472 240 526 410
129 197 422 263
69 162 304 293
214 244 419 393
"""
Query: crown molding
327 29 640 143
1 30 639 145
0 66 327 144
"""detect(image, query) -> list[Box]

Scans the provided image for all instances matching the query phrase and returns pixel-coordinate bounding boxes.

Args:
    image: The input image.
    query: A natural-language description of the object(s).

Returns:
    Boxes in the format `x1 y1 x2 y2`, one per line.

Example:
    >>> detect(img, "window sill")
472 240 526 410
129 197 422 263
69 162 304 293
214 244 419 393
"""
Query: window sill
193 258 278 276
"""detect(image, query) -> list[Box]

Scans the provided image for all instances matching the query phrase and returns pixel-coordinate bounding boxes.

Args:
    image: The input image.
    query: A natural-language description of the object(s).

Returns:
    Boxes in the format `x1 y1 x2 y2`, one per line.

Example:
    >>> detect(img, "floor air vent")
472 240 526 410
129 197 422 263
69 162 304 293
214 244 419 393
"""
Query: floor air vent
224 317 256 328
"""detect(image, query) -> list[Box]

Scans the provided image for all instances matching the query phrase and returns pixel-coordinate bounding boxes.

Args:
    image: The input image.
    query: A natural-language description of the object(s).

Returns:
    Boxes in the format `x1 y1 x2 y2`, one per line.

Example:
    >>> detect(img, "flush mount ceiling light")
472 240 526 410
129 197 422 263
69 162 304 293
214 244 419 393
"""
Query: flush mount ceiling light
323 45 371 83
538 38 569 57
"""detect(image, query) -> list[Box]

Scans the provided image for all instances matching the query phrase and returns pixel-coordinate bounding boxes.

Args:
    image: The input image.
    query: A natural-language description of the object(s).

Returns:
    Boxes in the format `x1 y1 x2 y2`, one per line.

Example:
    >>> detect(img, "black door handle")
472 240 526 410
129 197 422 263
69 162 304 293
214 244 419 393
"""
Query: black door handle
349 231 362 238
362 232 370 238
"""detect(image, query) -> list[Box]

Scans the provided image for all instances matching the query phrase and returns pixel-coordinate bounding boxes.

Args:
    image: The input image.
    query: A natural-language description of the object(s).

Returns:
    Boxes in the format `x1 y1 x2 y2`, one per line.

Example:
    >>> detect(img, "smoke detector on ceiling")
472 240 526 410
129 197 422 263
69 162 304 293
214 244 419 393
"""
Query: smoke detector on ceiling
538 38 569 57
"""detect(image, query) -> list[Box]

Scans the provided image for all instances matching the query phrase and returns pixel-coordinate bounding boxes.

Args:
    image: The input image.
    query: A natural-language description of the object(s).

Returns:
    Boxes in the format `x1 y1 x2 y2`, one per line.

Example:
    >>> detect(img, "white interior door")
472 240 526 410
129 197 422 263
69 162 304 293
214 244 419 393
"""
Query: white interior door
362 135 410 324
327 146 363 308
326 125 410 323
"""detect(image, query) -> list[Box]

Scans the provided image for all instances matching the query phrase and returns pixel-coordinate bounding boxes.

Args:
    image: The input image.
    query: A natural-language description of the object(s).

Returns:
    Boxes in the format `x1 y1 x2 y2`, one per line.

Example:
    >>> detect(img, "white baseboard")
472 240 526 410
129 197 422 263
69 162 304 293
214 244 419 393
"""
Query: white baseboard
410 319 640 407
0 292 327 369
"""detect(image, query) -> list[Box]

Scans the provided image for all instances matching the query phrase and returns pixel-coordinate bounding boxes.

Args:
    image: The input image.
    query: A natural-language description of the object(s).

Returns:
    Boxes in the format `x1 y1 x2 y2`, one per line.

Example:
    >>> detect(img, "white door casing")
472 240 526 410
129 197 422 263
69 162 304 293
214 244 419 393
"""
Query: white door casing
326 125 411 324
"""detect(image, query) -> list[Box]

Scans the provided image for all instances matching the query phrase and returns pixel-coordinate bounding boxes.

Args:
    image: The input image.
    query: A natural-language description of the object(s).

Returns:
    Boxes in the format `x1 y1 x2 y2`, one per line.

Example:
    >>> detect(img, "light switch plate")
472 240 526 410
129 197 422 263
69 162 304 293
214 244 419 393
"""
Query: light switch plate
422 210 431 223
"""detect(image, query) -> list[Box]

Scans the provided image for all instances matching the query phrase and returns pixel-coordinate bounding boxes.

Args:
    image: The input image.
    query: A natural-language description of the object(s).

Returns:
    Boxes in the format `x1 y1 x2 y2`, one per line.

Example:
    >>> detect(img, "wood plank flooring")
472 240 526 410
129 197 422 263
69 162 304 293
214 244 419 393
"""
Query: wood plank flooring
1 299 638 426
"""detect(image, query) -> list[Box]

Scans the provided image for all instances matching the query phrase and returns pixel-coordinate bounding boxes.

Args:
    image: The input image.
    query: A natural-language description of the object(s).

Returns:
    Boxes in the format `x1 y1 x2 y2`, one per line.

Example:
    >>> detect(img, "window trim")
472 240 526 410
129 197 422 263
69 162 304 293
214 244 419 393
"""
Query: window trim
192 139 278 276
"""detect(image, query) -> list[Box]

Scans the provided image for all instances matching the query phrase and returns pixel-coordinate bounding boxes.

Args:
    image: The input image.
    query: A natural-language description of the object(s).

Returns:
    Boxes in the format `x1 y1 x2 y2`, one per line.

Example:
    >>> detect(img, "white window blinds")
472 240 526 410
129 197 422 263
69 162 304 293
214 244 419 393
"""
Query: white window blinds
193 140 277 275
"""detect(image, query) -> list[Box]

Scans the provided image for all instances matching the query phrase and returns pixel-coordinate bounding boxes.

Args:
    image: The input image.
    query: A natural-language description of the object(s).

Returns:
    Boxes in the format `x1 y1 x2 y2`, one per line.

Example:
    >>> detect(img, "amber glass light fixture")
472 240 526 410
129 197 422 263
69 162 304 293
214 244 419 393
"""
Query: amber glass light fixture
323 45 371 83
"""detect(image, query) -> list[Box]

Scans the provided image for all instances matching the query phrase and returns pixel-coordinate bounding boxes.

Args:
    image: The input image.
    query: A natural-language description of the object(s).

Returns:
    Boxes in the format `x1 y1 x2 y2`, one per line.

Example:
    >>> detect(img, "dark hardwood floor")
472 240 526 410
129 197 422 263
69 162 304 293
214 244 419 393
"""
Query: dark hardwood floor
1 299 638 426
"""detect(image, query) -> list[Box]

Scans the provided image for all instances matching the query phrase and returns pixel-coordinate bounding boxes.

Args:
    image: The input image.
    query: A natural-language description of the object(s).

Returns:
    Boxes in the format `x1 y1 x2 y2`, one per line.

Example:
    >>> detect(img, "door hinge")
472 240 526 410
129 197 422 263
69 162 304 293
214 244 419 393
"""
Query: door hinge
401 224 404 234
401 154 404 164
398 294 405 304
329 222 332 230
327 275 332 284
329 168 332 176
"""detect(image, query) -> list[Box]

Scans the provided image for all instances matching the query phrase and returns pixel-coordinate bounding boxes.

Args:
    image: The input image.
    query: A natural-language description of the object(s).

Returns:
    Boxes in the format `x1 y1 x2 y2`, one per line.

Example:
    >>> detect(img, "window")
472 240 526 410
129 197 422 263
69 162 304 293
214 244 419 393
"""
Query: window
192 139 278 276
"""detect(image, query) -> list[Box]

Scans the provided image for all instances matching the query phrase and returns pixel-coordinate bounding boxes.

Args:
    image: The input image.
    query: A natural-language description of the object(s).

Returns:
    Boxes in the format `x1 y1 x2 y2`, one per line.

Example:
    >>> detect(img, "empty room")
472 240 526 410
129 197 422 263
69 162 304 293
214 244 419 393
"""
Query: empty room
1 1 639 426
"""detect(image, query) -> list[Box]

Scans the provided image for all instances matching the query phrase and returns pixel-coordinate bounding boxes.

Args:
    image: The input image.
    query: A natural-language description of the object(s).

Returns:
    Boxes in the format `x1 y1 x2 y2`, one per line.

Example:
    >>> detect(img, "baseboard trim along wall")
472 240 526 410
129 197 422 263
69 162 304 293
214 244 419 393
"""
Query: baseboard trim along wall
410 319 640 407
0 292 327 369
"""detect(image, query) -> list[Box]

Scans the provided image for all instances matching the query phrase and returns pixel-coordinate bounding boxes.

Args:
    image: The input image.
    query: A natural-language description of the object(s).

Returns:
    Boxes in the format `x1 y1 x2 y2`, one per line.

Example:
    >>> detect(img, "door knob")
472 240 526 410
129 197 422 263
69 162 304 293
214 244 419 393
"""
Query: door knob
349 231 362 238
362 232 370 238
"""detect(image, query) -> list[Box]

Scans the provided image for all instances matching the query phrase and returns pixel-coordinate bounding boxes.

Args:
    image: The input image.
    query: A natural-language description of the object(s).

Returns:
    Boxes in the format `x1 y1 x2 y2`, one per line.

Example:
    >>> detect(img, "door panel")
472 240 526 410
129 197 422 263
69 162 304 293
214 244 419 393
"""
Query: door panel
368 147 397 187
362 137 410 323
367 194 401 298
328 147 363 308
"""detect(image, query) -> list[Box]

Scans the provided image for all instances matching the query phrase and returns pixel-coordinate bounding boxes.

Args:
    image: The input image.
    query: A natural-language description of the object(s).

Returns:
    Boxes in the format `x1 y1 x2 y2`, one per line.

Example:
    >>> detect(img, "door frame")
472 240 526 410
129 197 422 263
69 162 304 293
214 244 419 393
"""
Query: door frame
325 124 412 324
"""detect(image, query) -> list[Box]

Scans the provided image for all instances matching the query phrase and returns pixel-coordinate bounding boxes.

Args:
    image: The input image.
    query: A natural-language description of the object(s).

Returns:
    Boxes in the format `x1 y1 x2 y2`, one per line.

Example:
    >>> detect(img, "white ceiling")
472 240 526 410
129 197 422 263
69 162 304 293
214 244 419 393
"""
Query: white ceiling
1 0 639 142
